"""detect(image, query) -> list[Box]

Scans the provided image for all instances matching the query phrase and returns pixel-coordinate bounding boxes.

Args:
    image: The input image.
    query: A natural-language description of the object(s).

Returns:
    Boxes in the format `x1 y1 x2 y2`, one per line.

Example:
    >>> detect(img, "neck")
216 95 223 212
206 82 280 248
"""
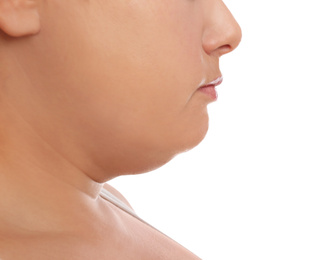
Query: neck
0 98 107 233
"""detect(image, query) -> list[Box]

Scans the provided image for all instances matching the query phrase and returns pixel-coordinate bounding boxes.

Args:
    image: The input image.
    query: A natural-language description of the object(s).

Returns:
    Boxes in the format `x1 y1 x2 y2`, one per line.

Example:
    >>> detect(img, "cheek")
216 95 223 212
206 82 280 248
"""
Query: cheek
38 1 209 165
78 6 207 153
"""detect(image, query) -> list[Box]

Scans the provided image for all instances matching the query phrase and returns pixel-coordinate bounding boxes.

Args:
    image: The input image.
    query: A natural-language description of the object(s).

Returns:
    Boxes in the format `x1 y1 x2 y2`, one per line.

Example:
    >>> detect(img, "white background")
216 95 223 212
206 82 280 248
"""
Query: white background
109 0 315 259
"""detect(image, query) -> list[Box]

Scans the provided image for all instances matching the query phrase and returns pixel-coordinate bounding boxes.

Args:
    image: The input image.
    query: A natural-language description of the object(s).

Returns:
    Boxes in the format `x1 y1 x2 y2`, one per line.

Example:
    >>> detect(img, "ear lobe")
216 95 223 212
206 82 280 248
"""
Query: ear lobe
0 0 40 38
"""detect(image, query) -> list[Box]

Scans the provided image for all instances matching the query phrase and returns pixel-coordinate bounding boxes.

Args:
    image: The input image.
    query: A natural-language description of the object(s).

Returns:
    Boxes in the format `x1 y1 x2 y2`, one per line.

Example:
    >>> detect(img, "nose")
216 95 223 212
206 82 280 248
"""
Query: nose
202 0 242 57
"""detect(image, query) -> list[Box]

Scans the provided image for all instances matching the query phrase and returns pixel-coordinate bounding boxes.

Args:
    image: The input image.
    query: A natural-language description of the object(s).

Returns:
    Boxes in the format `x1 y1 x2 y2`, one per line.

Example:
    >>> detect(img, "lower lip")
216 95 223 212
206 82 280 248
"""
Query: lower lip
198 85 217 101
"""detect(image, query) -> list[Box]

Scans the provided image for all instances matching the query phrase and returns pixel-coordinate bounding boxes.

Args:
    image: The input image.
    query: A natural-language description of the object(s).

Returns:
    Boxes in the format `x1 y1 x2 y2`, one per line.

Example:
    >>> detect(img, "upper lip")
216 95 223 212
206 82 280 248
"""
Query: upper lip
199 75 223 88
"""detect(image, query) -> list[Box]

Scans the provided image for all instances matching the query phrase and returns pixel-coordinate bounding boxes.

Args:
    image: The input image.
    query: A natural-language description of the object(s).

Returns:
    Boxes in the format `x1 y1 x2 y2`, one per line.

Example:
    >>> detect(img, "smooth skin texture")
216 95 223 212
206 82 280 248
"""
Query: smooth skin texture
0 0 241 259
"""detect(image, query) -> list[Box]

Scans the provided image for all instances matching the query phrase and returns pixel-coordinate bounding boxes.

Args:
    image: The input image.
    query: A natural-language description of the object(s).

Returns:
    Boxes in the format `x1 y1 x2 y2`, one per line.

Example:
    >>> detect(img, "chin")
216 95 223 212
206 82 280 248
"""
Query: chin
173 110 210 153
94 111 210 179
147 114 210 169
102 130 208 178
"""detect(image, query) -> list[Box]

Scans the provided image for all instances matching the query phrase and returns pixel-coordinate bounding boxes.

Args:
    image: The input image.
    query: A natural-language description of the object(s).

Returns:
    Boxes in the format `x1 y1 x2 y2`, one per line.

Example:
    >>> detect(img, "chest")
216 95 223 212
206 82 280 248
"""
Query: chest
95 202 201 260
1 228 199 260
0 203 200 260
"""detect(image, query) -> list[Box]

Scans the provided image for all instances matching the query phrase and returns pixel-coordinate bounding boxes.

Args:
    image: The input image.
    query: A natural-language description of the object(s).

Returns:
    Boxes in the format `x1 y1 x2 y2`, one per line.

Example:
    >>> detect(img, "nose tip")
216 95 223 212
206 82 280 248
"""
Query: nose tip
202 1 242 57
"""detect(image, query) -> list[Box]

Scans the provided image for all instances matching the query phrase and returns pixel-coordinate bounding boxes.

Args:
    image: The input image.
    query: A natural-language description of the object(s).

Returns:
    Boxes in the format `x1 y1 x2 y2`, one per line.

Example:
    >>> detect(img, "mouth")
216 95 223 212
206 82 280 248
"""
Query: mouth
197 76 223 101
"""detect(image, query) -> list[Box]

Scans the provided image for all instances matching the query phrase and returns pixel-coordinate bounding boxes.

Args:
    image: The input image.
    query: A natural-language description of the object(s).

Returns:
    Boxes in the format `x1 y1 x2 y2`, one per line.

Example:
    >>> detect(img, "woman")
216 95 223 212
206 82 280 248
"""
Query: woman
0 0 241 259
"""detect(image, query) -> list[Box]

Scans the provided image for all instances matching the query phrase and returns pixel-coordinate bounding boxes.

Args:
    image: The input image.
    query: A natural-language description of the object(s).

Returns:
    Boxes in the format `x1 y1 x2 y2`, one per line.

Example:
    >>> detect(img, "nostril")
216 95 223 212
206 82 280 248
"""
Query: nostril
220 44 232 53
215 44 232 57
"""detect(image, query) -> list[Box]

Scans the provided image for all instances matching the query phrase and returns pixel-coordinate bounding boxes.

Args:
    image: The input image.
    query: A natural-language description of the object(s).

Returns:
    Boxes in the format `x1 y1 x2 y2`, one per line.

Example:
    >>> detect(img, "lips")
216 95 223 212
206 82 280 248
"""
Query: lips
197 76 223 101
200 76 223 88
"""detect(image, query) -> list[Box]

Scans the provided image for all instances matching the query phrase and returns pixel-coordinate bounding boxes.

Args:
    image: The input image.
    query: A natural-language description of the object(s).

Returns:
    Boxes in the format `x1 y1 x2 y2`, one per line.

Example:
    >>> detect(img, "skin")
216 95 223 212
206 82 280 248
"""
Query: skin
0 0 241 259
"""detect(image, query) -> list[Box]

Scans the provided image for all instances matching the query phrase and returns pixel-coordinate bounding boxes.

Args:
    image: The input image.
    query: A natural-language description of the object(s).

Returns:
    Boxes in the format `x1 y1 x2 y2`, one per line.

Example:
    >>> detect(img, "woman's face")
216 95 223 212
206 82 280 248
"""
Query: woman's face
13 0 241 178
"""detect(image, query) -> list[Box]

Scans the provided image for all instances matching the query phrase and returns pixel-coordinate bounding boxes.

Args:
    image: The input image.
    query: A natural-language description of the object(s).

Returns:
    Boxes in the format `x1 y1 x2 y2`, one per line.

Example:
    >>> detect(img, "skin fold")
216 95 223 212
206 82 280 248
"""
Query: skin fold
0 0 241 259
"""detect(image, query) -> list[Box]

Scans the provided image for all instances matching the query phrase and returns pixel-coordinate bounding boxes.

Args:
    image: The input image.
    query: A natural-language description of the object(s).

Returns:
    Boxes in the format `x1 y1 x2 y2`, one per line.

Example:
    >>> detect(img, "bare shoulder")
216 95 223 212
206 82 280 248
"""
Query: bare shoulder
102 183 133 210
